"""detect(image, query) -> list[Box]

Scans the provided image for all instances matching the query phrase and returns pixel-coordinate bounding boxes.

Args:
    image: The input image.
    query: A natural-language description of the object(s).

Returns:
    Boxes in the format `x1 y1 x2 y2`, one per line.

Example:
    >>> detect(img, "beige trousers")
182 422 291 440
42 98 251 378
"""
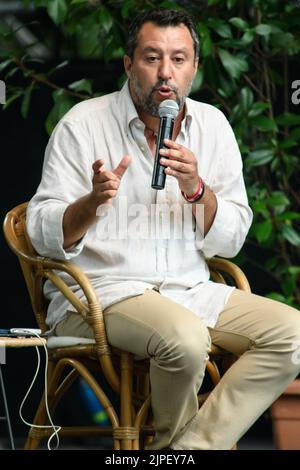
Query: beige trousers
55 288 300 450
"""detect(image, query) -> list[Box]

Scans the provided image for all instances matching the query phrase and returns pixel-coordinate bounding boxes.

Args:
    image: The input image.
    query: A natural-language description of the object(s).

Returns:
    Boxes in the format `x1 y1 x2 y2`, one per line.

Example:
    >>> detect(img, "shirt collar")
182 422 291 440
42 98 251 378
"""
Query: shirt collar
118 80 139 131
118 80 193 135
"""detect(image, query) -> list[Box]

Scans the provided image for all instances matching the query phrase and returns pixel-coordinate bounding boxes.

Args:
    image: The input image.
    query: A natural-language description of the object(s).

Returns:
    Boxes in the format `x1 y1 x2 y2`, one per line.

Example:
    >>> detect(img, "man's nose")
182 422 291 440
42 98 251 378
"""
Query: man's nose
158 58 172 81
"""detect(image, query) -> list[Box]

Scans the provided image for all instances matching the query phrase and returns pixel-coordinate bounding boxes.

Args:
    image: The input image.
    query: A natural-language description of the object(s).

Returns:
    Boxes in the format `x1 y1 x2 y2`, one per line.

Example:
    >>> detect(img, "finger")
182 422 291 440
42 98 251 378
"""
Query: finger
160 158 191 173
163 139 182 150
164 167 192 178
160 148 184 161
113 155 132 179
102 189 118 199
97 180 120 192
92 159 105 174
94 170 119 183
164 166 178 177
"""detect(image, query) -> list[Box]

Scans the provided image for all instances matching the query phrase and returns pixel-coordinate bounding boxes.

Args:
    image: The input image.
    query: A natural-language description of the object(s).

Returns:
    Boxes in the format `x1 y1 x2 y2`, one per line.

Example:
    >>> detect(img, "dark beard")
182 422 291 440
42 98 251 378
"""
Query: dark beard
130 77 192 117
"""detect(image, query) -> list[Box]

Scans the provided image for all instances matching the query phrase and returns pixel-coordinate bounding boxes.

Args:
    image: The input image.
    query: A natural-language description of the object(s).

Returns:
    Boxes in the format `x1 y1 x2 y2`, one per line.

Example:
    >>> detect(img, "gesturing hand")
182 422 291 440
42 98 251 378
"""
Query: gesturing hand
159 139 199 196
91 155 132 206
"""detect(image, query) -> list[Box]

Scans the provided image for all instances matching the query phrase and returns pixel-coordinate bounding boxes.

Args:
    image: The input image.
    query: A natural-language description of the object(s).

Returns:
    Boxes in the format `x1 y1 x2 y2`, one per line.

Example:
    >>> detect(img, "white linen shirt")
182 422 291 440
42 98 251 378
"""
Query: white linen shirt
27 81 253 331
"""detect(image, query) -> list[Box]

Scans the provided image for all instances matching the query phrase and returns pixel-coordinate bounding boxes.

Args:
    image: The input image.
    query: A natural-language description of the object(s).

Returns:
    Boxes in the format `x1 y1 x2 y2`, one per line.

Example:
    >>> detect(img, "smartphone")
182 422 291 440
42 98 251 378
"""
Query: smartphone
0 329 19 337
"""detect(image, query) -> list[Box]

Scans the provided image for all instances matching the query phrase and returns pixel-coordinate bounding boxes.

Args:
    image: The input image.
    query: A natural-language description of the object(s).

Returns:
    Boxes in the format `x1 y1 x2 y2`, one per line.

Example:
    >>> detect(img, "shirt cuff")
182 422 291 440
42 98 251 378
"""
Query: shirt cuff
41 203 86 260
200 195 237 258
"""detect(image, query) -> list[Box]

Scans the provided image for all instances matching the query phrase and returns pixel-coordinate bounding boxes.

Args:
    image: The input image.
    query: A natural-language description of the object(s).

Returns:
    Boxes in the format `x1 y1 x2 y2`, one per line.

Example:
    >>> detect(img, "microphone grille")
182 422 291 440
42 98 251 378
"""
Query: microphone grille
158 100 179 119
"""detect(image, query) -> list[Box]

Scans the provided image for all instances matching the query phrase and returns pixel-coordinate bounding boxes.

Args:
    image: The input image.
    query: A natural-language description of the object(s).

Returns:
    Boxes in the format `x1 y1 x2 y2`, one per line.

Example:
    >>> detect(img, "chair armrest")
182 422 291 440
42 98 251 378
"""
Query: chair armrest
18 252 120 392
207 257 251 293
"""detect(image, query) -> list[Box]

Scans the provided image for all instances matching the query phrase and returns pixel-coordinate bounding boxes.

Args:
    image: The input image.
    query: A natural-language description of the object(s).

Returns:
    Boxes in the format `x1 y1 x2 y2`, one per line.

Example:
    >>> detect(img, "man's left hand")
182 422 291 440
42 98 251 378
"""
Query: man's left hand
159 139 199 196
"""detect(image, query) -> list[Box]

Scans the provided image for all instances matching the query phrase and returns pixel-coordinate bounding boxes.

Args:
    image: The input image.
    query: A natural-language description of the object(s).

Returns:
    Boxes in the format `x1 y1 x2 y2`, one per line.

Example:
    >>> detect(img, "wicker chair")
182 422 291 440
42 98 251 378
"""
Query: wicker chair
3 202 251 450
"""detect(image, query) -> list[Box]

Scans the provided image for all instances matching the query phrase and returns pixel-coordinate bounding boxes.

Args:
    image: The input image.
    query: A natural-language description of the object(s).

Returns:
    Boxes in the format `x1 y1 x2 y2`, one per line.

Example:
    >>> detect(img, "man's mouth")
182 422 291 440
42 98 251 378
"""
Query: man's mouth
155 86 174 98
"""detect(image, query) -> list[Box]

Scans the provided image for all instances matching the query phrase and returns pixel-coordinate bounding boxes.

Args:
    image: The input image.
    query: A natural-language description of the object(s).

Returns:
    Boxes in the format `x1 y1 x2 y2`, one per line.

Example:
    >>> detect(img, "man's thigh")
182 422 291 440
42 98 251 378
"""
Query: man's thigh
104 288 209 358
56 288 209 359
209 288 300 356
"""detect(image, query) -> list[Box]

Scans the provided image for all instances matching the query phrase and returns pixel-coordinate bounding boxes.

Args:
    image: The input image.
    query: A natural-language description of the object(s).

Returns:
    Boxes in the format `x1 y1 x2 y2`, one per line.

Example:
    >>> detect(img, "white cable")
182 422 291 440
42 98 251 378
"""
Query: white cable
18 329 61 450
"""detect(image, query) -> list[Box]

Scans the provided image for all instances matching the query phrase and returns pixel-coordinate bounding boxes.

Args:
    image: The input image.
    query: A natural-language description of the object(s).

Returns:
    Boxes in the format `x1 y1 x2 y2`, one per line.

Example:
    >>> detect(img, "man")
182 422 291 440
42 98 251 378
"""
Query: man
27 9 300 450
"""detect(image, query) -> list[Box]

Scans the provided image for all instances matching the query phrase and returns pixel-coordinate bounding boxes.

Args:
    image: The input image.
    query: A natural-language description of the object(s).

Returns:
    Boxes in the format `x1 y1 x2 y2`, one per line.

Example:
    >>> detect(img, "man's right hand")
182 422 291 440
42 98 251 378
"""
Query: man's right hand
62 155 132 249
90 155 132 206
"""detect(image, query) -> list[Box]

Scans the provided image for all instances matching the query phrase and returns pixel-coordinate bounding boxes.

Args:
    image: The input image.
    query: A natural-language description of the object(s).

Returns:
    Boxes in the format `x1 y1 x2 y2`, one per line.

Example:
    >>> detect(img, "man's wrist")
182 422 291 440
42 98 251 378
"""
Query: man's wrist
181 176 205 203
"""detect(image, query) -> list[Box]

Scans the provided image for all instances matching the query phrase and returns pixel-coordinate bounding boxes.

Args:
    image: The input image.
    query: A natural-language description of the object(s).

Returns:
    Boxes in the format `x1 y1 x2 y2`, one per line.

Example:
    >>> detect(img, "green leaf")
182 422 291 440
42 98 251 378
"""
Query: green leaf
191 68 203 93
218 48 248 79
48 60 69 76
2 91 22 110
0 59 13 72
45 91 76 135
252 200 268 217
227 0 237 9
254 219 273 243
290 127 300 140
279 139 298 149
248 102 270 118
121 0 133 18
277 212 300 222
202 34 212 58
70 0 88 4
271 32 294 49
5 67 19 79
282 225 300 247
240 87 254 112
47 0 67 25
208 19 232 38
247 149 274 167
69 79 92 94
241 30 255 44
282 274 296 298
229 17 249 30
217 74 235 98
267 192 289 210
21 83 34 118
265 256 279 271
251 115 278 132
255 24 272 36
276 113 300 126
266 292 287 303
288 266 300 276
98 8 113 34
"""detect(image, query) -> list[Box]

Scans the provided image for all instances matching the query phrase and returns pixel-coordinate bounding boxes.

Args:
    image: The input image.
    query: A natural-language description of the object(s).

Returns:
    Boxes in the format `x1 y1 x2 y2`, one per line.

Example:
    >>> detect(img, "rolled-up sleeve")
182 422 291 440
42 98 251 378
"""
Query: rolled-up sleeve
27 118 93 260
199 114 253 258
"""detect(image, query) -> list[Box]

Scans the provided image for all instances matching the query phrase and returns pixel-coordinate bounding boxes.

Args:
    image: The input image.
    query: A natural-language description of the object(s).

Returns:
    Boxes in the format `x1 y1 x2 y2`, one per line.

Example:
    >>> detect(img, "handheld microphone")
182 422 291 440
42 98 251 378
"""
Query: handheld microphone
151 99 179 190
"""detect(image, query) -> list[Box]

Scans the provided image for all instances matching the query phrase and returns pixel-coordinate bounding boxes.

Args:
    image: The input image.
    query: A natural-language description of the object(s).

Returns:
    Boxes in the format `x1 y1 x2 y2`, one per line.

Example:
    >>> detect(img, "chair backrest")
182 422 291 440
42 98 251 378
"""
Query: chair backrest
3 202 48 332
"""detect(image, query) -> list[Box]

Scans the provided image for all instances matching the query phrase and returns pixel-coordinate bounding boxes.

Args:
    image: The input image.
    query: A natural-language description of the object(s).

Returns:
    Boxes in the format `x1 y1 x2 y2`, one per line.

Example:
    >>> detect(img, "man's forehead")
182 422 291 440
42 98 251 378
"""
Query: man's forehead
136 22 194 50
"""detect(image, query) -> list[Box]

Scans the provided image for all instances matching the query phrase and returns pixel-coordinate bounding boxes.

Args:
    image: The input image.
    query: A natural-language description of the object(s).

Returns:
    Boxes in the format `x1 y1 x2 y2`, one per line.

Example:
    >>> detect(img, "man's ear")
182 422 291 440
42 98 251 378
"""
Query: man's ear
124 55 132 78
194 58 199 77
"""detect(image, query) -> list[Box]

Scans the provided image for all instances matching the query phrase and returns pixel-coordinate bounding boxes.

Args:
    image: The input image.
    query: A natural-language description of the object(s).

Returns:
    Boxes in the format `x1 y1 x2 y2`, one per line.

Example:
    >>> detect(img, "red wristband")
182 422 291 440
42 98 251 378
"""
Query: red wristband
181 177 205 203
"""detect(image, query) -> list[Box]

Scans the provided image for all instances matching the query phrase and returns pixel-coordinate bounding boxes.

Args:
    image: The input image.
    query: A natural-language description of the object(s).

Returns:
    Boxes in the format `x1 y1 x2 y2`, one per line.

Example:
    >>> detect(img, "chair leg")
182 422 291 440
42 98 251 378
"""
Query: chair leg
119 352 134 450
23 387 47 450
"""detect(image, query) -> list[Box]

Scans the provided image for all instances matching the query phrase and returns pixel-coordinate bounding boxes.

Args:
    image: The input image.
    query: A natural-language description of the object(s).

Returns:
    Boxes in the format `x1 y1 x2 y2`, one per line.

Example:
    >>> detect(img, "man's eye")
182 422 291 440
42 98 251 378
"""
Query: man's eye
146 56 159 62
173 57 184 63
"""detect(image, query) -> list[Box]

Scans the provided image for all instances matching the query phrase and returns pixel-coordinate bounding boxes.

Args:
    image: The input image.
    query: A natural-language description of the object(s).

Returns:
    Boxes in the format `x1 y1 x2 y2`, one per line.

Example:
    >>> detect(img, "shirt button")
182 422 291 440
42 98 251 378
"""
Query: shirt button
136 122 141 128
140 146 145 151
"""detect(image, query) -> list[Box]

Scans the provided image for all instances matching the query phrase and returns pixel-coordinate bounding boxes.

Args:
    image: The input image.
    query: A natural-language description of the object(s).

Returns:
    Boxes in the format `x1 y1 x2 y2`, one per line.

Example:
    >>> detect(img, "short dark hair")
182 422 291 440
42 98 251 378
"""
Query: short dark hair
125 9 200 60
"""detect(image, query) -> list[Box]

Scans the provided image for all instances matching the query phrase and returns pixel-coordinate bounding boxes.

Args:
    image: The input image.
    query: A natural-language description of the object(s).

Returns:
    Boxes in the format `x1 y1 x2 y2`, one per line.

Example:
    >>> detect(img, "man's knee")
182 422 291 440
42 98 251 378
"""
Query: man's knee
263 300 300 376
281 304 300 375
154 319 211 377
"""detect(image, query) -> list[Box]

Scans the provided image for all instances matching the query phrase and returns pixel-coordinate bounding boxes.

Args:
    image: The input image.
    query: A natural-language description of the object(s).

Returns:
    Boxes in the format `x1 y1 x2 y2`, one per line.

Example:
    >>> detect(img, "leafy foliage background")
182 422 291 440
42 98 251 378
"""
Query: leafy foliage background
1 0 300 308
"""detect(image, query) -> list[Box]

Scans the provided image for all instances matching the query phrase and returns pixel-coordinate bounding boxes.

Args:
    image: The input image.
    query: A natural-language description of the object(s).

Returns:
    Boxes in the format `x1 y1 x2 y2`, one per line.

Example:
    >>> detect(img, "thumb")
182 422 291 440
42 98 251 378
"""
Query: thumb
113 155 132 179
